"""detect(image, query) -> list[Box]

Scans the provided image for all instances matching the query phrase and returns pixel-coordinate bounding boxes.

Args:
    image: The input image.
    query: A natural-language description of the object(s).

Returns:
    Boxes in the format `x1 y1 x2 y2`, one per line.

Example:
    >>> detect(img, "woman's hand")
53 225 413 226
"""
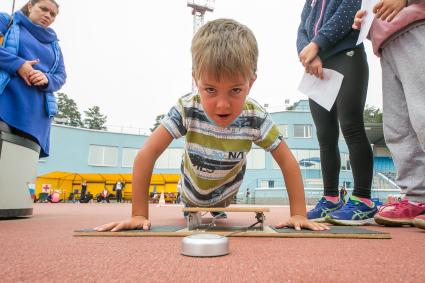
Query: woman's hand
275 215 330 231
373 0 407 22
305 56 324 80
28 69 49 86
299 42 320 67
94 215 151 232
352 10 367 30
17 59 39 86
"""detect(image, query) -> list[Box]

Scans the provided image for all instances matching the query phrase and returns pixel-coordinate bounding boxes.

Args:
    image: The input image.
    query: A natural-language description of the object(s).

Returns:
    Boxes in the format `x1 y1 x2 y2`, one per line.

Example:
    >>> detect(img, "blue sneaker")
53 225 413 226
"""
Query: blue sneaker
307 197 345 222
325 196 378 226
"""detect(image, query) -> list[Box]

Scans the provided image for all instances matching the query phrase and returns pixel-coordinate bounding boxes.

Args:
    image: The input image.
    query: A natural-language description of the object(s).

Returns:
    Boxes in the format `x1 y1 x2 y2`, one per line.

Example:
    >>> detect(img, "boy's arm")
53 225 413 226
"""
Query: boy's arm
94 125 174 232
131 125 174 219
271 141 329 231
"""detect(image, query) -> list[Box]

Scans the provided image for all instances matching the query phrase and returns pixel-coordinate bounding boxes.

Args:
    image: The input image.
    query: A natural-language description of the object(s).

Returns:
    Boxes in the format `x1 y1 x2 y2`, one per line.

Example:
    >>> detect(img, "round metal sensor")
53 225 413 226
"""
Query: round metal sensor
181 233 229 257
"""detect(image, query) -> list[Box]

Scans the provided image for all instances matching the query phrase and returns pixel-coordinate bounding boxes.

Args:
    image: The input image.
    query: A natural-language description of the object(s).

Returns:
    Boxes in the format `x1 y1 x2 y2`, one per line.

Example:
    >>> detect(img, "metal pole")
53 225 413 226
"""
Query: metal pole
191 11 205 94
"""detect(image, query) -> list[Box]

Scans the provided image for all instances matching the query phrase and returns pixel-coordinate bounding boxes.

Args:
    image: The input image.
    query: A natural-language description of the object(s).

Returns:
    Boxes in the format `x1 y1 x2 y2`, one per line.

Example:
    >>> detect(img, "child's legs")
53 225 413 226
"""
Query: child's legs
388 24 425 150
309 99 340 197
381 28 425 202
325 48 373 198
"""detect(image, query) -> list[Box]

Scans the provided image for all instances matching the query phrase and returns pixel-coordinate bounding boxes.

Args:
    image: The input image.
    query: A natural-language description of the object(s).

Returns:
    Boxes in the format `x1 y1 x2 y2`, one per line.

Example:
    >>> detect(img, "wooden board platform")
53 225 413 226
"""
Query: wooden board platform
74 226 391 239
182 207 270 213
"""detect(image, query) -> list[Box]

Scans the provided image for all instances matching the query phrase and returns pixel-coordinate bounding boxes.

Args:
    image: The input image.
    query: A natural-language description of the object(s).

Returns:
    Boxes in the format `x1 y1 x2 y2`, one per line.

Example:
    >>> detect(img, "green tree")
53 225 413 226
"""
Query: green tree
363 104 383 123
150 114 165 132
55 93 83 127
83 106 107 130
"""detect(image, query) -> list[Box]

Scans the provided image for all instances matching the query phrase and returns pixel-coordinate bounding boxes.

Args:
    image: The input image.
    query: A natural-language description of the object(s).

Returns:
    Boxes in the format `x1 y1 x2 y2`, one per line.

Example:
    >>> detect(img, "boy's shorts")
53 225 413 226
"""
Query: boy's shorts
178 180 237 208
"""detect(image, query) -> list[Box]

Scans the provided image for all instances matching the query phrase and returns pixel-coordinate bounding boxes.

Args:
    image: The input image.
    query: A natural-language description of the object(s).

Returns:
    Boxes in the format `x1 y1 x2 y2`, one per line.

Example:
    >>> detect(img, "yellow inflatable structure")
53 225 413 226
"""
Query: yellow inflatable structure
36 171 180 202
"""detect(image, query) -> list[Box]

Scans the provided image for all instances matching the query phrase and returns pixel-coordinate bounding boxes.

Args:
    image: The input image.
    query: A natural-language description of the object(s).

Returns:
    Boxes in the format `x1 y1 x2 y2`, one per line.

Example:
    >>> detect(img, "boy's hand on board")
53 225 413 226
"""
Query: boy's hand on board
275 215 330 231
94 216 151 232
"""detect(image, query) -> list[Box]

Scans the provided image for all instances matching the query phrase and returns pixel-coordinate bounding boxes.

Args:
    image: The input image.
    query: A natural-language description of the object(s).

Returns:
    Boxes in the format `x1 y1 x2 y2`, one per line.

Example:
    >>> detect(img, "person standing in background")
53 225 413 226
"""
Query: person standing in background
353 0 425 228
297 0 377 225
0 0 66 157
114 179 125 203
79 180 87 201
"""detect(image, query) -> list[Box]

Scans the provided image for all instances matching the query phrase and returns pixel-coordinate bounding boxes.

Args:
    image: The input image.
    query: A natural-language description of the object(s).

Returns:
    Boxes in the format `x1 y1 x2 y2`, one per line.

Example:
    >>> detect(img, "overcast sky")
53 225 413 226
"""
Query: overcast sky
1 0 383 133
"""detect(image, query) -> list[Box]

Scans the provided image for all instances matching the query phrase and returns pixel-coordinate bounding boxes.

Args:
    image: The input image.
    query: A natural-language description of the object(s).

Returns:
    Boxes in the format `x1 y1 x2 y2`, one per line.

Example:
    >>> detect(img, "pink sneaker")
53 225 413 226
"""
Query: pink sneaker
374 199 425 226
414 214 425 230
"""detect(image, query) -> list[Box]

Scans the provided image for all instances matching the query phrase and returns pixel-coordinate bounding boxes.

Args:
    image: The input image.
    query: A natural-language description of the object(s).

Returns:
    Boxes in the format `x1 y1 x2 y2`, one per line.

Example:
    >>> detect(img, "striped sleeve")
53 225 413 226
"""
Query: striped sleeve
253 112 282 152
161 99 187 139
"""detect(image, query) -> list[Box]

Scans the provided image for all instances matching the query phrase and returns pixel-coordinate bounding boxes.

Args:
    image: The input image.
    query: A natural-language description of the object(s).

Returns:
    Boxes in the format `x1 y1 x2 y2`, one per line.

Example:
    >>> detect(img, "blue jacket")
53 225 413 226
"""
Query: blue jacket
0 11 66 157
297 0 363 61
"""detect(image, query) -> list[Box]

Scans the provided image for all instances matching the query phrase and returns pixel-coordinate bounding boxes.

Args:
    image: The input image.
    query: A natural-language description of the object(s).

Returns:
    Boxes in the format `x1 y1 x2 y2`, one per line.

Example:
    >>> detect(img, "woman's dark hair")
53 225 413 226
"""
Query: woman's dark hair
21 0 59 16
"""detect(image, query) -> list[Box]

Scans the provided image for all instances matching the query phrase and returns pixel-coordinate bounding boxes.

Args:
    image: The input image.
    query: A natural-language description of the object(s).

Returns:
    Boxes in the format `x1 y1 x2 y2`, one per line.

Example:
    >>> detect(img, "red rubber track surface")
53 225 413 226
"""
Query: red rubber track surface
1 203 424 283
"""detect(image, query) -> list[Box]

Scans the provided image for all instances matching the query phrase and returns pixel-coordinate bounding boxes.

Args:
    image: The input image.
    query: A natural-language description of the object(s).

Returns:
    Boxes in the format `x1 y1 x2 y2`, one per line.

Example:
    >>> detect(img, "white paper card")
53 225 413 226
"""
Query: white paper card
356 0 379 45
298 68 344 111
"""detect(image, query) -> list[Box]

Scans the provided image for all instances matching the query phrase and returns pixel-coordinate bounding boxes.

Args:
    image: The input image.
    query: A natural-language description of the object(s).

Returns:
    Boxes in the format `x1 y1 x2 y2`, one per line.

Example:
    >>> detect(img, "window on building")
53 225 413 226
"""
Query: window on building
88 145 118 167
260 180 268 188
155 148 184 169
122 148 139 168
273 149 320 170
293 124 312 138
277 124 288 138
341 153 351 171
294 149 321 169
259 180 275 188
246 148 265 169
277 125 288 138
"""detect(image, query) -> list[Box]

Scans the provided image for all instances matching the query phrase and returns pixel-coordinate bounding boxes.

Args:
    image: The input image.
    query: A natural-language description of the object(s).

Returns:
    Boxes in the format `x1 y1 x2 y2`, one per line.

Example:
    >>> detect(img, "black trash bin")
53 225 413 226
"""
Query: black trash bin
0 124 41 218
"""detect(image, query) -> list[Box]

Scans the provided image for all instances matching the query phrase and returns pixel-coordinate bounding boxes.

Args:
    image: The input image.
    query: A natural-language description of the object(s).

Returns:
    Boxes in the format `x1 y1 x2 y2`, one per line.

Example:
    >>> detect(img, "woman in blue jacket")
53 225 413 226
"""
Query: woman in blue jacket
297 0 377 225
0 0 66 157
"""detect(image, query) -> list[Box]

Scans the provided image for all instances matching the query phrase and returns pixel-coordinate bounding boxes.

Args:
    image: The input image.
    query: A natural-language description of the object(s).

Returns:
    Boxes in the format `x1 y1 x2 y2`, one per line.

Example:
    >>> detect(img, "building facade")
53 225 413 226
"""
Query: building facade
37 100 356 197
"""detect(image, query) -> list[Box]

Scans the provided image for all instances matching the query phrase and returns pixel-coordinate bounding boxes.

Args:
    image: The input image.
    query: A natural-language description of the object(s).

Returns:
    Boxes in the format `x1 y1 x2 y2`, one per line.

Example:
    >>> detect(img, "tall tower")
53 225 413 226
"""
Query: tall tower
187 0 215 93
187 0 215 34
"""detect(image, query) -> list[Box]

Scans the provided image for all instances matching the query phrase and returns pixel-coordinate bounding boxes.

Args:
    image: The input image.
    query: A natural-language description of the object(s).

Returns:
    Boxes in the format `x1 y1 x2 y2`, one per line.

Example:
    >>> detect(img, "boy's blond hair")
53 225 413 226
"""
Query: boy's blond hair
191 18 258 82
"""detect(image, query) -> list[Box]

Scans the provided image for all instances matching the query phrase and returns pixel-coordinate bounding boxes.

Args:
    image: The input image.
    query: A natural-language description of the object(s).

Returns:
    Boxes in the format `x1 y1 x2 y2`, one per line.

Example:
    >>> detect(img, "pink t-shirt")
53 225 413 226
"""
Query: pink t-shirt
369 2 425 56
51 192 60 203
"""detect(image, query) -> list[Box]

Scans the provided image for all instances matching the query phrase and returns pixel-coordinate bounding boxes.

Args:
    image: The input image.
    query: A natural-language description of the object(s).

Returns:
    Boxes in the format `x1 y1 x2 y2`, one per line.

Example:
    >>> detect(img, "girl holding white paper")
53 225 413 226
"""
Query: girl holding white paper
297 0 377 225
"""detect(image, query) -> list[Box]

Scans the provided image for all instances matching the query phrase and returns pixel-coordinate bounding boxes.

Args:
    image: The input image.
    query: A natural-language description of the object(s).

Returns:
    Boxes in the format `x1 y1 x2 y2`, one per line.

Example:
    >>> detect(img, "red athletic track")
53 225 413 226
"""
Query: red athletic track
1 203 424 283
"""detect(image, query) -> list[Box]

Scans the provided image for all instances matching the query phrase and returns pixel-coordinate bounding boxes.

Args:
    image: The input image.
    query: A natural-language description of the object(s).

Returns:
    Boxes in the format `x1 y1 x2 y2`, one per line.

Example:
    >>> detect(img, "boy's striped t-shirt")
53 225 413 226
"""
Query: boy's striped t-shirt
161 93 282 207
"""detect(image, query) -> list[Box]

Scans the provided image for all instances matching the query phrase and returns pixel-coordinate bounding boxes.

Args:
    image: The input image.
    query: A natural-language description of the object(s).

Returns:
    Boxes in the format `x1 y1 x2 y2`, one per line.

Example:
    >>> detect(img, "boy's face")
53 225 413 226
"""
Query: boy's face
195 72 256 128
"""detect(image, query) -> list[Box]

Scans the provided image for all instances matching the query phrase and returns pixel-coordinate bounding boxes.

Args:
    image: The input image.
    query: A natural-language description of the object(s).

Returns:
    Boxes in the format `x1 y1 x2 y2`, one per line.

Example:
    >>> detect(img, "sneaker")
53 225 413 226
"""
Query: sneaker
375 199 425 226
307 197 345 222
325 196 378 226
414 214 425 230
210 211 227 219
